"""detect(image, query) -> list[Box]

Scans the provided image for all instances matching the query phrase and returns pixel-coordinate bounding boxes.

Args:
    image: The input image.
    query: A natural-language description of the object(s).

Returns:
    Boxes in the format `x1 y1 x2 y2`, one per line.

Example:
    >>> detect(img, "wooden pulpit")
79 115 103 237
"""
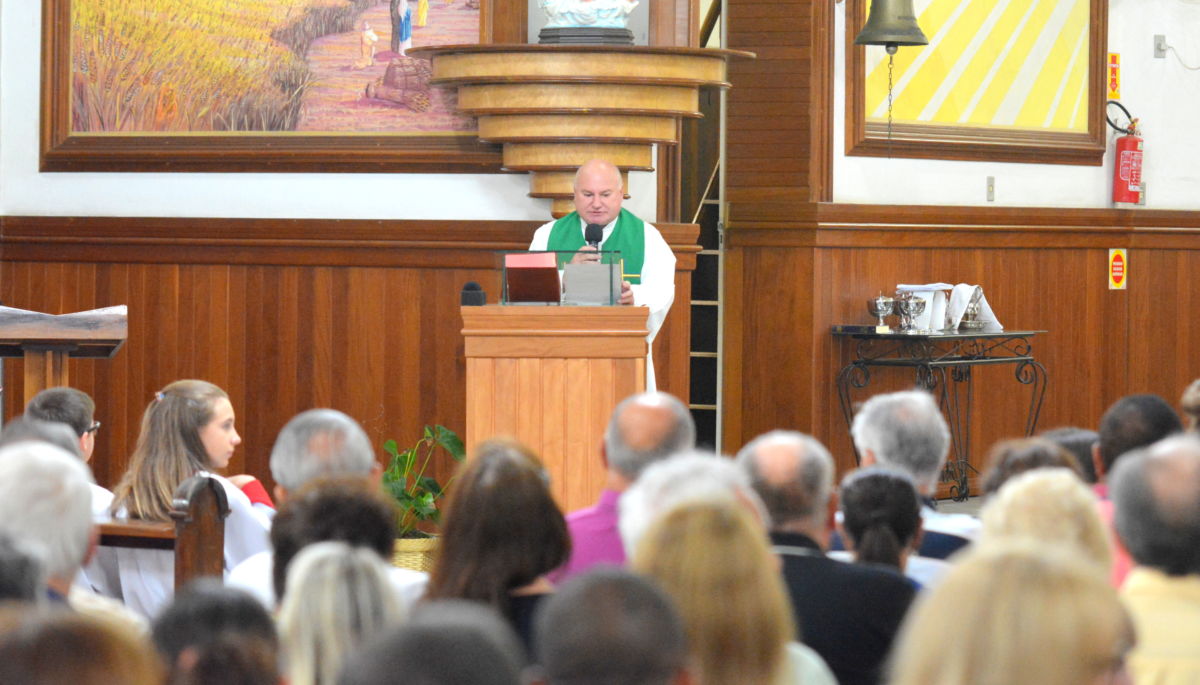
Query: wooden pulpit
462 305 647 511
0 306 127 403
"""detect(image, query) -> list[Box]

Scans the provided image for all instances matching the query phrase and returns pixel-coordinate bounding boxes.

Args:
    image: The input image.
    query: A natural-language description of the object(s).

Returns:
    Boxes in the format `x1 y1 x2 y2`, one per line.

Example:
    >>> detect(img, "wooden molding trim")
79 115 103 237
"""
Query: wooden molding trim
0 216 701 269
725 203 1200 248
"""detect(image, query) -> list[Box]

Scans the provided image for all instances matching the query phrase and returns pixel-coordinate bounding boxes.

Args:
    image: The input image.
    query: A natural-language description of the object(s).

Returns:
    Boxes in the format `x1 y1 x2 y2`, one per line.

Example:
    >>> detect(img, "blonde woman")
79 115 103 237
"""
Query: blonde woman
110 379 272 617
278 541 403 685
980 468 1112 573
631 501 835 685
889 541 1134 685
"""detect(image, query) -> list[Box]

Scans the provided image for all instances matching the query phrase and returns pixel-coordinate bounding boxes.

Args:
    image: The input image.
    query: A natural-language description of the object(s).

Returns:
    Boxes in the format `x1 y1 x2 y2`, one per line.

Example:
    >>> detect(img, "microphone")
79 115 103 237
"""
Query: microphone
460 281 486 307
584 223 604 249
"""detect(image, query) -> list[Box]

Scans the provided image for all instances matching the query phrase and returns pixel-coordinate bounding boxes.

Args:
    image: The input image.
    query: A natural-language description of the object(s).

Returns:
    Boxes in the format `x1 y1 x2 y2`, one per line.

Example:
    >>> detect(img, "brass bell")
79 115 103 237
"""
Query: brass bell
855 0 929 54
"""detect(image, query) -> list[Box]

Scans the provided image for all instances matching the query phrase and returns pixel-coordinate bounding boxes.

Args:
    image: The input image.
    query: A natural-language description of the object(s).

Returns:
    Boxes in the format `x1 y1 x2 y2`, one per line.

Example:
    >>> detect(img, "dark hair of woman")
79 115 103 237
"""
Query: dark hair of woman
424 439 570 619
982 437 1083 496
839 467 922 570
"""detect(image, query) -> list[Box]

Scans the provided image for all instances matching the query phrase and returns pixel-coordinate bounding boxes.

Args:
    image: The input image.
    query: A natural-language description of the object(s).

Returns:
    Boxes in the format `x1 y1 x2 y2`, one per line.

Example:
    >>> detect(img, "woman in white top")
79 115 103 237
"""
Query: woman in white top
110 380 272 617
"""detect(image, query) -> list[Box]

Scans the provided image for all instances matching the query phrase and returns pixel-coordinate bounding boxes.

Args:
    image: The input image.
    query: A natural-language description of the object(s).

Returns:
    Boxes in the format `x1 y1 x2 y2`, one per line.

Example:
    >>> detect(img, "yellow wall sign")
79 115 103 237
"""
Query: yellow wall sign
1107 53 1121 100
1109 249 1128 290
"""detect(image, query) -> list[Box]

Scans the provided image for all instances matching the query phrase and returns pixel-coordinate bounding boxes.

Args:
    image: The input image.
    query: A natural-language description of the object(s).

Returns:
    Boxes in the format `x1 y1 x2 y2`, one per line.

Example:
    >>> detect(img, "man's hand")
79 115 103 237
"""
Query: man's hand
569 245 601 264
620 280 634 305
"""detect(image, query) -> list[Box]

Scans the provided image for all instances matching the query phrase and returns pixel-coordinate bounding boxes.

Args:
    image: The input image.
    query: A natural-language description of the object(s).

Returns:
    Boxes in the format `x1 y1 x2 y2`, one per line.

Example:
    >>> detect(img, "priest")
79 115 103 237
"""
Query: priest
529 159 676 390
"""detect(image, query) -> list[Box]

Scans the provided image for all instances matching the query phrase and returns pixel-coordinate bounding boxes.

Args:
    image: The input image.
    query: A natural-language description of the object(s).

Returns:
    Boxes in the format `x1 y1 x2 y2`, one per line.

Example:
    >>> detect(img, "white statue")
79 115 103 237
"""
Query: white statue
540 0 639 29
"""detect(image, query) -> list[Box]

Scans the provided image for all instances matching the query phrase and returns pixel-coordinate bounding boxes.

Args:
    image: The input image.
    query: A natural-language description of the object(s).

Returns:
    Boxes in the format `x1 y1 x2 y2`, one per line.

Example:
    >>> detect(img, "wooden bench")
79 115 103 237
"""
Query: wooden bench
98 475 230 589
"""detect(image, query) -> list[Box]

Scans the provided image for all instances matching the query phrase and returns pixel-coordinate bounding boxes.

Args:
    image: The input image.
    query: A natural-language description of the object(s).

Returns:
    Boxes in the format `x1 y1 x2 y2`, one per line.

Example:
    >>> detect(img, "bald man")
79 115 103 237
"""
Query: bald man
529 159 676 391
547 392 696 584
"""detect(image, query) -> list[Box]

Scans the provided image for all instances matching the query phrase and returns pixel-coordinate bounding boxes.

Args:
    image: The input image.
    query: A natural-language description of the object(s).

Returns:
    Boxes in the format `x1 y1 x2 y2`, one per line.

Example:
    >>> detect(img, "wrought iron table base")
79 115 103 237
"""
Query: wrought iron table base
835 330 1048 501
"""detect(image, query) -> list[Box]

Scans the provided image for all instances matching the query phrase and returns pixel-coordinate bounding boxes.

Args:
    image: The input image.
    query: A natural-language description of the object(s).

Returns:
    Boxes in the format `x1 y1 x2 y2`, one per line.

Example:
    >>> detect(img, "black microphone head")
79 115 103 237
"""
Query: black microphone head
461 281 486 306
584 223 604 247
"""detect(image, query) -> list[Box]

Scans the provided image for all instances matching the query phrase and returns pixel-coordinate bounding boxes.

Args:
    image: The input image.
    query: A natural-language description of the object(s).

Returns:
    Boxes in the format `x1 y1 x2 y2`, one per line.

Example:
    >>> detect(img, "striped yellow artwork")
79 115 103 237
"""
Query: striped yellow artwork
864 0 1091 132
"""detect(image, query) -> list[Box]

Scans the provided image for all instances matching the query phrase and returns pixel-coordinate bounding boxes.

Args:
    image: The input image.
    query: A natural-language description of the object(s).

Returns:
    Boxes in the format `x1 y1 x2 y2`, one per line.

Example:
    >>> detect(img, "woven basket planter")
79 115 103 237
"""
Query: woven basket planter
393 536 439 573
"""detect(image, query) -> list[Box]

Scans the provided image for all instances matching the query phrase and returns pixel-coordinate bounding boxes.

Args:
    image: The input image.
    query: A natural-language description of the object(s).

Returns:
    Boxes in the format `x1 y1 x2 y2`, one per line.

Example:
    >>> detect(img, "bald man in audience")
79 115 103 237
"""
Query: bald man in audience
738 430 915 685
535 568 690 685
1092 393 1182 586
1111 435 1200 683
850 390 979 560
548 392 695 583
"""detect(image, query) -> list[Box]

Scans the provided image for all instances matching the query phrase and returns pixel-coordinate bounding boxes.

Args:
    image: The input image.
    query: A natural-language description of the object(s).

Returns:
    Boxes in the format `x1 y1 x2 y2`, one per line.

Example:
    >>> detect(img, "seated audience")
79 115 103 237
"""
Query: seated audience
424 439 569 656
278 541 403 685
619 450 765 554
980 436 1084 496
1041 426 1102 484
0 441 145 635
837 467 926 582
152 579 280 685
631 501 835 685
550 391 695 584
889 541 1134 685
737 431 915 685
850 390 979 558
1183 379 1200 432
979 468 1112 573
338 600 525 685
109 379 272 617
1092 393 1183 587
0 532 43 602
1111 435 1200 683
230 477 423 610
534 568 690 685
0 606 163 685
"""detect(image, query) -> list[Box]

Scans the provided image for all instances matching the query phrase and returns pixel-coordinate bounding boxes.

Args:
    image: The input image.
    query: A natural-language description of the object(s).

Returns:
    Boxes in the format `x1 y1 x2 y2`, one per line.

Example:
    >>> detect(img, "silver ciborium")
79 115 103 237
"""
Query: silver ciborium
866 295 895 327
895 295 926 331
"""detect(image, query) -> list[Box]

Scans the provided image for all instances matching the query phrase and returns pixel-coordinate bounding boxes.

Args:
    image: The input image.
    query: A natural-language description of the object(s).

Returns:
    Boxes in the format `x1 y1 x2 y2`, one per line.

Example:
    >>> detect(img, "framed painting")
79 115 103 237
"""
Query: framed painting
845 0 1108 166
40 0 528 172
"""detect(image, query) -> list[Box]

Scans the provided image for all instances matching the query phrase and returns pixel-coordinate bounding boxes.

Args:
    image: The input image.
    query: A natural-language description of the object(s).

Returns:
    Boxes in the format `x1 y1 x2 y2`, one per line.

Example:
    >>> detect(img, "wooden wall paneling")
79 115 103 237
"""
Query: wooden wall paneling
1128 247 1200 400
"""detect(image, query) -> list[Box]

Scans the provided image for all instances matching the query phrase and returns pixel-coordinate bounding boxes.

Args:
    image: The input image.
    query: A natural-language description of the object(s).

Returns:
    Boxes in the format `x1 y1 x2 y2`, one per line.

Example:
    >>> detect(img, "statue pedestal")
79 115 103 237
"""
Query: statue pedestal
408 44 753 216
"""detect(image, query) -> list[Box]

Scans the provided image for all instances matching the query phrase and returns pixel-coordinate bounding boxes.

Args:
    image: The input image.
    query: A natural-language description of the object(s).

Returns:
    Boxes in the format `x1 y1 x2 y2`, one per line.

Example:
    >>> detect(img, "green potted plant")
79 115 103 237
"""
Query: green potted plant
382 424 465 572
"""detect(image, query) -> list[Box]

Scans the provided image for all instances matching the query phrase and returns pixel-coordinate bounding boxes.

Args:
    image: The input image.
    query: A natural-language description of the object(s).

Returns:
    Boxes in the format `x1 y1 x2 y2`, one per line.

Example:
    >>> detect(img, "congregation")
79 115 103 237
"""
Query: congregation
0 377 1198 685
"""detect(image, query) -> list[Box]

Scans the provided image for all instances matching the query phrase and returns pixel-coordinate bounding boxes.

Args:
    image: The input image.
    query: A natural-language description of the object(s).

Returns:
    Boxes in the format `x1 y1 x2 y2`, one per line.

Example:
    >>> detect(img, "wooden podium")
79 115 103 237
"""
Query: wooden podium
462 305 647 511
0 307 127 403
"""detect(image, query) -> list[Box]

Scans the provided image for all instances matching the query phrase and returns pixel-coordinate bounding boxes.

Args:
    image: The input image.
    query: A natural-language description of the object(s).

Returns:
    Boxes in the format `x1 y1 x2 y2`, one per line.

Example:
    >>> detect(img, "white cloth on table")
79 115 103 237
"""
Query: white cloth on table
530 215 676 391
113 472 272 618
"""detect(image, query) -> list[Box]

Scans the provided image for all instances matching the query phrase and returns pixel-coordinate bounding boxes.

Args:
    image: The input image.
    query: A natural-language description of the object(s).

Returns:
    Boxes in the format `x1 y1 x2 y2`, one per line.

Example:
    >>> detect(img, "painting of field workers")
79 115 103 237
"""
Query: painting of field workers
70 0 480 134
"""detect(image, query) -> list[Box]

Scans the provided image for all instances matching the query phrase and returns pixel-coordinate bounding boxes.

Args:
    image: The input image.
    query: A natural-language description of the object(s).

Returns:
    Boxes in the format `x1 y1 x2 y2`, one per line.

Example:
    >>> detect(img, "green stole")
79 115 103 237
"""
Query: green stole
545 208 646 284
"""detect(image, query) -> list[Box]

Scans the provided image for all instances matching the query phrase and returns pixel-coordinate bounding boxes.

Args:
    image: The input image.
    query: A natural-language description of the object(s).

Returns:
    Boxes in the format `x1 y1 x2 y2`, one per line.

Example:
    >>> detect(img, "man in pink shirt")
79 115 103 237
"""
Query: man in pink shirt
548 392 695 584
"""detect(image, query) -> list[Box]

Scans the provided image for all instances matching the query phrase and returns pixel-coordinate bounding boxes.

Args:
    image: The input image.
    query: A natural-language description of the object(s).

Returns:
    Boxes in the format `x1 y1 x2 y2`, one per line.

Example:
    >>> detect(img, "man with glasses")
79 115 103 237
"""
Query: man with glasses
24 386 121 597
26 386 102 467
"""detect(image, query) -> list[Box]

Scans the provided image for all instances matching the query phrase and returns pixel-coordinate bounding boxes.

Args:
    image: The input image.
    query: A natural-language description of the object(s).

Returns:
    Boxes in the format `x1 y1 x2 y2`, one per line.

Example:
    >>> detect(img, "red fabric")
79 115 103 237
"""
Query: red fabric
239 478 275 509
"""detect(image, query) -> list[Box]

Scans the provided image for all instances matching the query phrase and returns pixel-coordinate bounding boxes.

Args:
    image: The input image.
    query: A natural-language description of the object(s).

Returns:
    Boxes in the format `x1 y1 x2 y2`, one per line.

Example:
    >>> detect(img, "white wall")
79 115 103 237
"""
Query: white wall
0 0 656 220
833 0 1200 209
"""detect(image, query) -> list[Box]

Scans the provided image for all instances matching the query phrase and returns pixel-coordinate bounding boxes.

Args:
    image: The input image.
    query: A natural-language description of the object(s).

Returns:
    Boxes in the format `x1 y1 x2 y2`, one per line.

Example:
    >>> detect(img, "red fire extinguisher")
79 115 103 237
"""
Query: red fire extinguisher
1107 100 1143 206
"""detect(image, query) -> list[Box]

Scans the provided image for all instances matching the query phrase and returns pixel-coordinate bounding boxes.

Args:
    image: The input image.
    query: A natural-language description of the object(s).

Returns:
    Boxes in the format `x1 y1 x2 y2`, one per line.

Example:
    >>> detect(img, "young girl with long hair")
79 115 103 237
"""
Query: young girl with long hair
110 379 271 617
